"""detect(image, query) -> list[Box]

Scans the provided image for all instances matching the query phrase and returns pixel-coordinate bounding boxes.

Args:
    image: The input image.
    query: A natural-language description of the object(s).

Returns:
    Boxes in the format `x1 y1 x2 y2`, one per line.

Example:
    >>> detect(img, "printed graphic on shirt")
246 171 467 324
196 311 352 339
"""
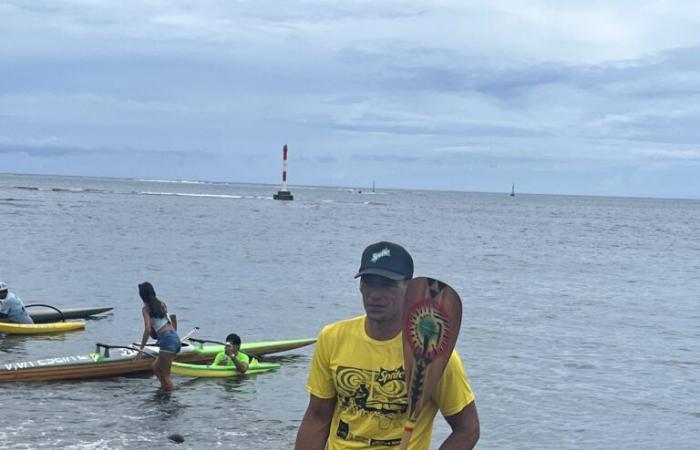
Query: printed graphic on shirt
336 365 408 418
335 365 408 445
336 419 402 447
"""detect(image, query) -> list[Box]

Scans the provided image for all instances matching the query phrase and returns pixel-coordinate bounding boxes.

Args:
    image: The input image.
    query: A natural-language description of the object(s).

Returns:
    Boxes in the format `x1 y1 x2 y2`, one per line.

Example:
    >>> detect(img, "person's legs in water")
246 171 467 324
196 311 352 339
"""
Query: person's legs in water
154 353 176 391
153 329 180 391
152 358 164 386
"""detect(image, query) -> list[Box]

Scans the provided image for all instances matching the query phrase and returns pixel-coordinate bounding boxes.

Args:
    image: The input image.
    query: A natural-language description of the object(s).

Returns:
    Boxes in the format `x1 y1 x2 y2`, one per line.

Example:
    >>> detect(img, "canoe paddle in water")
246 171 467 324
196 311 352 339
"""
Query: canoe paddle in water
399 277 462 450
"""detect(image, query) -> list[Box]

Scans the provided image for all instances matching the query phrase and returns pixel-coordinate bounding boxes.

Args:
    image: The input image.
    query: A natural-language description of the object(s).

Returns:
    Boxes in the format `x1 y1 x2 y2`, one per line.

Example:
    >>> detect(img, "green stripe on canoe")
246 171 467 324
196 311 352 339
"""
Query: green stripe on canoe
172 361 281 378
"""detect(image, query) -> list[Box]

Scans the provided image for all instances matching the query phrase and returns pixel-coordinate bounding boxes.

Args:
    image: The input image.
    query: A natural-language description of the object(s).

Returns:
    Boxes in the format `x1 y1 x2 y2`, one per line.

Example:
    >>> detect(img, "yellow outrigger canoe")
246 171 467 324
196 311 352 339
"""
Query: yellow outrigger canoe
0 321 86 335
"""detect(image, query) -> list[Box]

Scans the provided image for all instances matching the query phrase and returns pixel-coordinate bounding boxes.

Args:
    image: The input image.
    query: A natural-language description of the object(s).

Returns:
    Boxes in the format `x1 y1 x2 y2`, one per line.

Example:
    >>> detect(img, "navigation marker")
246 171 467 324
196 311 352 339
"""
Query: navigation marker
273 144 294 201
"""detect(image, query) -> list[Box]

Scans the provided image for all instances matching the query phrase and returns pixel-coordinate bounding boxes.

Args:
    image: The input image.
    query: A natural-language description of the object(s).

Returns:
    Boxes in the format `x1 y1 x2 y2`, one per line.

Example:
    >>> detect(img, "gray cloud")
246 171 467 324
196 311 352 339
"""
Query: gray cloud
0 142 218 160
1 1 700 197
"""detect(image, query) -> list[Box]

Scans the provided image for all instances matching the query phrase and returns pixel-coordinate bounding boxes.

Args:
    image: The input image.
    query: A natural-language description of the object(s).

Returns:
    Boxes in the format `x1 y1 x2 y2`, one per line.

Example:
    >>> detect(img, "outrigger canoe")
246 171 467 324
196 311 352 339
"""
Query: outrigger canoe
28 306 113 323
0 321 85 335
172 361 281 378
0 303 113 323
0 337 315 382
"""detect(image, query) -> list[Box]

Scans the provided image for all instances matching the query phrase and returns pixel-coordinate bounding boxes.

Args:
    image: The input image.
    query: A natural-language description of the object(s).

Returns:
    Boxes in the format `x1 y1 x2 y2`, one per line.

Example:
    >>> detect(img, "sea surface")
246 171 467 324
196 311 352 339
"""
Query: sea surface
0 173 698 449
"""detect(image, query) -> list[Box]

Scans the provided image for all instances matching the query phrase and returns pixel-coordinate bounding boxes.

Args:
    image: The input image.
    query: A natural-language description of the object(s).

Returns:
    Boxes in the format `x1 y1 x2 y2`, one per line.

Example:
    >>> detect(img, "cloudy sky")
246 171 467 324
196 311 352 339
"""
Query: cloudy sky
1 1 700 198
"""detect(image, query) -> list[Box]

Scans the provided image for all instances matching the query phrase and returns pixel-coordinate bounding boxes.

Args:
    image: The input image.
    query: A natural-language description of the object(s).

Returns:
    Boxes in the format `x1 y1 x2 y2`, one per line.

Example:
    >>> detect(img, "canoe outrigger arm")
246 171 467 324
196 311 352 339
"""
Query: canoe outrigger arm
94 343 139 358
24 304 66 322
93 328 200 358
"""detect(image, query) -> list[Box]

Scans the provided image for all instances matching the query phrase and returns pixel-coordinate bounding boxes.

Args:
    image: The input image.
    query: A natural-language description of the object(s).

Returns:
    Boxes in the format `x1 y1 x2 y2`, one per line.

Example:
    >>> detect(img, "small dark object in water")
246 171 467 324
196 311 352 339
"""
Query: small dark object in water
168 433 185 444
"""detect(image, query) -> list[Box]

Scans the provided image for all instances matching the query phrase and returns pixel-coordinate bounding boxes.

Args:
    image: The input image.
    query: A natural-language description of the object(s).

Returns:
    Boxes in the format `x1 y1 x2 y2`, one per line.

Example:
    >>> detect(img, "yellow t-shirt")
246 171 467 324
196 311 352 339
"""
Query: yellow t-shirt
306 315 475 450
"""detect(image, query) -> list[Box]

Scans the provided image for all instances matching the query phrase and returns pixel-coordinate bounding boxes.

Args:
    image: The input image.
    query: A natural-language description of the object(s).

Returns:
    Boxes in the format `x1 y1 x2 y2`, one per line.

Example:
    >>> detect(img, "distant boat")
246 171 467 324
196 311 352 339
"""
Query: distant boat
356 181 376 195
510 184 515 197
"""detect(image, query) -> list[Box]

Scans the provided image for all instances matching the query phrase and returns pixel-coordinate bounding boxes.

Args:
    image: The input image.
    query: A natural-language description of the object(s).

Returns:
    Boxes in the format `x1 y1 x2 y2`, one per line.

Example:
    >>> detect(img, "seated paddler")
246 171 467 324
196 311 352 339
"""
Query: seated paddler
212 333 250 373
0 281 34 324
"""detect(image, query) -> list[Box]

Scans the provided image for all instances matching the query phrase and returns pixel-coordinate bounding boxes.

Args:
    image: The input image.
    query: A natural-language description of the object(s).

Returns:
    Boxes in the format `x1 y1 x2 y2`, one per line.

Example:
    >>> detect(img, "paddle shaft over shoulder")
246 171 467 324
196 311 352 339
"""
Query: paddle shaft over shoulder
399 277 462 450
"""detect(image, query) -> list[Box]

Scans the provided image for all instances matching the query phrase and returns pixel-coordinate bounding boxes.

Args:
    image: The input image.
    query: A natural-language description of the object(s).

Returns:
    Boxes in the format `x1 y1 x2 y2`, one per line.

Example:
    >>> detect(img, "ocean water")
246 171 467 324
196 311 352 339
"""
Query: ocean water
0 173 698 449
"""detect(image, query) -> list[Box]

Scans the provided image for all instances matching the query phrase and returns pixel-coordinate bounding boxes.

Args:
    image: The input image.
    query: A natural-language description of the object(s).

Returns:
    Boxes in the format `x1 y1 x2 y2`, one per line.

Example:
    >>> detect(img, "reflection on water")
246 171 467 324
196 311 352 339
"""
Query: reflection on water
0 332 82 354
146 390 185 421
263 354 308 364
178 374 254 394
0 336 27 354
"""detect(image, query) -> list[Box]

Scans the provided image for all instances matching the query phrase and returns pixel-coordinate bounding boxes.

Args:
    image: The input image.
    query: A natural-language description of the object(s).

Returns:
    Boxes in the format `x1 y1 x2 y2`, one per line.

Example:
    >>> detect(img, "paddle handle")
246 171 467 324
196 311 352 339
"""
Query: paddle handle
180 326 199 342
398 419 416 450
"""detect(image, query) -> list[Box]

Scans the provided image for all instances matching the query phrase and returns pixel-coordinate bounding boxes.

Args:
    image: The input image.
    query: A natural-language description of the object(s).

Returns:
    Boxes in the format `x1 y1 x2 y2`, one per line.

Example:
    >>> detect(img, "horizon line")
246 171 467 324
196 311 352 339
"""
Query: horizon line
1 170 698 202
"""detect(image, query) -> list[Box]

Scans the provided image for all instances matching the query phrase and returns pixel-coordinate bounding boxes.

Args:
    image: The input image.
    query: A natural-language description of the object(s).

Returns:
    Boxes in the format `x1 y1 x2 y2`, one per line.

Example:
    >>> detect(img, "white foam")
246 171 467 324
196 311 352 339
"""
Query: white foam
136 178 211 185
139 191 243 199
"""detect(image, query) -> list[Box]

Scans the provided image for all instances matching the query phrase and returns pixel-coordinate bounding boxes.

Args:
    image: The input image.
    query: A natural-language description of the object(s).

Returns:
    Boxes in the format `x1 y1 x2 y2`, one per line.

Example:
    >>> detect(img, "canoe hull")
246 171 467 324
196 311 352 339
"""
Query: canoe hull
0 321 86 335
0 337 315 382
28 307 113 323
172 361 280 378
239 338 318 357
0 347 211 382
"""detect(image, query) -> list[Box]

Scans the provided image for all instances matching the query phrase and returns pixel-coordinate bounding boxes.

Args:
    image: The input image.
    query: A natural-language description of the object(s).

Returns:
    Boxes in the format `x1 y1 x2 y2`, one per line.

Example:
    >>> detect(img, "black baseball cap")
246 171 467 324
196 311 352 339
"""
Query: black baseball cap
354 241 414 281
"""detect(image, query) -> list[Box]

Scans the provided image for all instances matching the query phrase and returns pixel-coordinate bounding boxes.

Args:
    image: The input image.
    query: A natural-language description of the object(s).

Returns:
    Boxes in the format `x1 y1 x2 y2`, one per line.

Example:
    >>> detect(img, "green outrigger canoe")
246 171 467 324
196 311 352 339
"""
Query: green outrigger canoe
172 361 281 378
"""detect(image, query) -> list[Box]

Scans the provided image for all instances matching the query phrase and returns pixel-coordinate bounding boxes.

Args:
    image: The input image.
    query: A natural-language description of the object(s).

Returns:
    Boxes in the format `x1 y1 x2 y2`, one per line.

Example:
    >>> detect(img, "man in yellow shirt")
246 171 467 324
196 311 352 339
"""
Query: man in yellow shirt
295 242 479 449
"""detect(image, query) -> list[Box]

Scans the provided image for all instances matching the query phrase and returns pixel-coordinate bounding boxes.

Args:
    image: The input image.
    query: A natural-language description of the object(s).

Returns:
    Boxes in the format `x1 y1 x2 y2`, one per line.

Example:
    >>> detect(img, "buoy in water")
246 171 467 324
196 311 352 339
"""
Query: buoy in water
168 433 185 444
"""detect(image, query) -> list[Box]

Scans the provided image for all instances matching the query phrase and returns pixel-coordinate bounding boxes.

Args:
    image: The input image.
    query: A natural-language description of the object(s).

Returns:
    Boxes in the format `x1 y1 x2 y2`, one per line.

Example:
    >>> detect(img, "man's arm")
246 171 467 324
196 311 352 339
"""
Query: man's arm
294 394 337 450
0 299 11 317
439 401 480 450
233 352 249 373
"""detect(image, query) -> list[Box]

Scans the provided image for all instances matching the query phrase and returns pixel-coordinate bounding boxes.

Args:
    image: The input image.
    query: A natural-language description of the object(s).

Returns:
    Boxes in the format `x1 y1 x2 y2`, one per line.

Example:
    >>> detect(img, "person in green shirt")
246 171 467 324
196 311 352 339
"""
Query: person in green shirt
212 333 249 373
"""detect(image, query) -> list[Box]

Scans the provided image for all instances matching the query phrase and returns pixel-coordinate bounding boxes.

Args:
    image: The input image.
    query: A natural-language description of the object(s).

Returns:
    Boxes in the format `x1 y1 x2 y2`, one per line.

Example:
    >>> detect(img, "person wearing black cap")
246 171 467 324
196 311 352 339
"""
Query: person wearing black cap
295 242 479 450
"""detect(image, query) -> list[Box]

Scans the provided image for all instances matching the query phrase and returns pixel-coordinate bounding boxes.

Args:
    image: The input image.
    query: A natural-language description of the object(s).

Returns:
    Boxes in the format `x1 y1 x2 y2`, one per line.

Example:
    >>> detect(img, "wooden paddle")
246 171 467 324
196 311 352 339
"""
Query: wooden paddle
399 277 462 450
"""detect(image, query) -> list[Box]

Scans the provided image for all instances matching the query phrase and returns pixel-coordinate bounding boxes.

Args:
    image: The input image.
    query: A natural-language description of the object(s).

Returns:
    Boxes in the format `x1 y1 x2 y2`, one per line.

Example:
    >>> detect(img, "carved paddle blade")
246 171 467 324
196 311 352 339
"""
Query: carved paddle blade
400 277 462 448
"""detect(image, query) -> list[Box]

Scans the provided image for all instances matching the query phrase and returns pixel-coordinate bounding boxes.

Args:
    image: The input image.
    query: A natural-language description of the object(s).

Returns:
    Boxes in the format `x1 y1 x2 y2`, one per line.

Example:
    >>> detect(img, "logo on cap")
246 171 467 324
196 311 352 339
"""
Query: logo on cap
355 241 414 280
370 248 391 263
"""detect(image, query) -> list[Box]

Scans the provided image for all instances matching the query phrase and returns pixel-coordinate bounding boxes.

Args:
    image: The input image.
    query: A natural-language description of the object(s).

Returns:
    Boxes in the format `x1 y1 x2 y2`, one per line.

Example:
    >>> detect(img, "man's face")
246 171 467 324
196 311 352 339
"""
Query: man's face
359 275 407 323
226 344 239 356
0 290 7 300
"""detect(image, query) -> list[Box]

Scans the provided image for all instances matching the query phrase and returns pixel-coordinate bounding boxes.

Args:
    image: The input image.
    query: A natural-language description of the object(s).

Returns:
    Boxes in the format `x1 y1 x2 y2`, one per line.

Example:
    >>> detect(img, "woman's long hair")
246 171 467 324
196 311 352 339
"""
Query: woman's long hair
138 282 166 318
